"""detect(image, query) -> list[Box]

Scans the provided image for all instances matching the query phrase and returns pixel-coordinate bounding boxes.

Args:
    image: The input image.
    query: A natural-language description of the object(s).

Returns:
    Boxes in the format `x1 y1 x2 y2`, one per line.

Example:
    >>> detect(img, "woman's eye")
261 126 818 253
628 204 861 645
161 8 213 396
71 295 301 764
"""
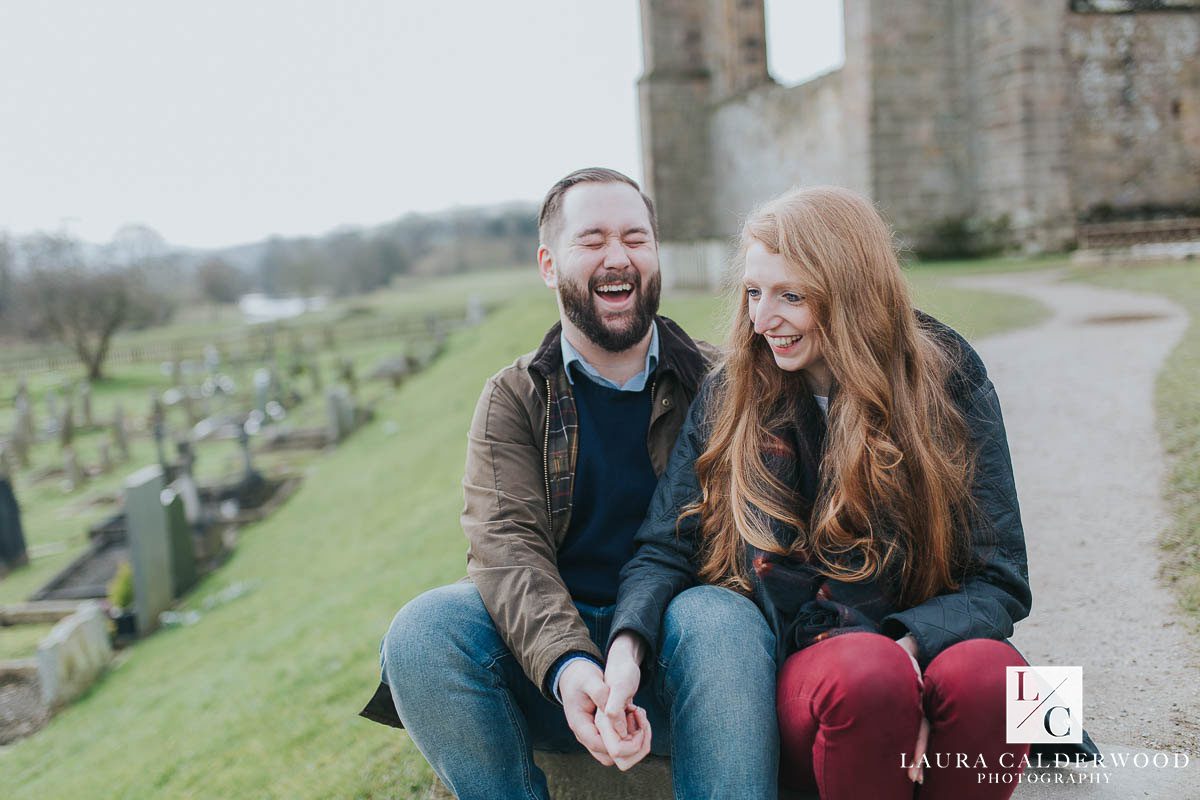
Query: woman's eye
783 292 803 303
745 288 760 299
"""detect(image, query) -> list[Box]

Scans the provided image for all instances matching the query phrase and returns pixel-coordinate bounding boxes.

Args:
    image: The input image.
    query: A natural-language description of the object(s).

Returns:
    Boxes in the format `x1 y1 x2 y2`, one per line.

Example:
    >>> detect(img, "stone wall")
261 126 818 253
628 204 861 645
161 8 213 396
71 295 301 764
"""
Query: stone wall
1064 9 1200 216
861 0 972 240
709 71 859 238
639 0 1200 271
966 1 1076 250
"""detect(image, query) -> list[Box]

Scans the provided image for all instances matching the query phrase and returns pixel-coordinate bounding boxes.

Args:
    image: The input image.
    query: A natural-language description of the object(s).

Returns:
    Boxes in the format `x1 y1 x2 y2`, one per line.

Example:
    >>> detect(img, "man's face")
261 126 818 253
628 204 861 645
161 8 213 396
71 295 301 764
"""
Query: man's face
539 182 661 353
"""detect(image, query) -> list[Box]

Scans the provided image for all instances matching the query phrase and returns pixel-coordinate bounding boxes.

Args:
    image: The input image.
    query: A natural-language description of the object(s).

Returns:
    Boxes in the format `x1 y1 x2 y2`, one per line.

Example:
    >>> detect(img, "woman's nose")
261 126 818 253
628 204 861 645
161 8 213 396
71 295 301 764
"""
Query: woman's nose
752 302 779 334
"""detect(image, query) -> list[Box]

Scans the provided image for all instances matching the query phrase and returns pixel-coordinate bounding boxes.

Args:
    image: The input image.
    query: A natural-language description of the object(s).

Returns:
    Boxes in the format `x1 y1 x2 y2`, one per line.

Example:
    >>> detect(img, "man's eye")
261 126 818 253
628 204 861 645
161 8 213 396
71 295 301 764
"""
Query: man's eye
581 240 603 248
624 238 648 247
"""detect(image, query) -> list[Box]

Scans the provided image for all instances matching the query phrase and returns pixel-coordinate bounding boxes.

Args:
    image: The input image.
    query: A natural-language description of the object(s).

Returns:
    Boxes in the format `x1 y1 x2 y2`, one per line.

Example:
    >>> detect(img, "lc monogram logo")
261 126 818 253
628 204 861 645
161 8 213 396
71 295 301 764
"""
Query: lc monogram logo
1005 666 1084 744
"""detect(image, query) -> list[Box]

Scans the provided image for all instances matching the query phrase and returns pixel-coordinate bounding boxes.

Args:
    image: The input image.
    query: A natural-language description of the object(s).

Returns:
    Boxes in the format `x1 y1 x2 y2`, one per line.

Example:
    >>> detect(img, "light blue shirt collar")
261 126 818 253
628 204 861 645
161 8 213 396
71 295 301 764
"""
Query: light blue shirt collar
560 322 659 392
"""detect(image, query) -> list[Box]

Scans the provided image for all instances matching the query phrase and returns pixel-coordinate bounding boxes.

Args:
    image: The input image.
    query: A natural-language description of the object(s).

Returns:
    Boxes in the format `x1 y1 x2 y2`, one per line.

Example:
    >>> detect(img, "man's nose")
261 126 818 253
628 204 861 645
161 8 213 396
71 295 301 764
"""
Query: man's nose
602 239 631 268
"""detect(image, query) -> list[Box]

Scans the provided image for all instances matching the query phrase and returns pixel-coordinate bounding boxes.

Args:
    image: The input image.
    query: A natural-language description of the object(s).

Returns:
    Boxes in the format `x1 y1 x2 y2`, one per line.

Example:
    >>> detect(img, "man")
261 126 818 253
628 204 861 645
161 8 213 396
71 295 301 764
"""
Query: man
360 168 778 798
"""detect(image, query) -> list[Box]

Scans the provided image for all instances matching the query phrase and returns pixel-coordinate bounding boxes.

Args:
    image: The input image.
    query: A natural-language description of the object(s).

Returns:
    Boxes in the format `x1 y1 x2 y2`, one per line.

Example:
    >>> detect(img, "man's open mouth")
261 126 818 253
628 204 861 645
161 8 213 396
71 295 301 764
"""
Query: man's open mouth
594 281 635 305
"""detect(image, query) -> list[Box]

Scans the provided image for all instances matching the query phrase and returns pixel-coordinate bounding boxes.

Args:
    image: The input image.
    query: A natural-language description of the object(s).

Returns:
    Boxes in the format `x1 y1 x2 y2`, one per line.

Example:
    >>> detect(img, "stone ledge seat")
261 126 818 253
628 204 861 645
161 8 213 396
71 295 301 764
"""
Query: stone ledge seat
425 746 1191 799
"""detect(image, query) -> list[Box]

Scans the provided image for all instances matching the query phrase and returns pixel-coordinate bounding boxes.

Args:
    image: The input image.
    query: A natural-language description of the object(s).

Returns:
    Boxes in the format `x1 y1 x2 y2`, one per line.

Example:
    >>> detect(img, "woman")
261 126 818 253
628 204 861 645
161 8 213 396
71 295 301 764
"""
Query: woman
604 186 1033 798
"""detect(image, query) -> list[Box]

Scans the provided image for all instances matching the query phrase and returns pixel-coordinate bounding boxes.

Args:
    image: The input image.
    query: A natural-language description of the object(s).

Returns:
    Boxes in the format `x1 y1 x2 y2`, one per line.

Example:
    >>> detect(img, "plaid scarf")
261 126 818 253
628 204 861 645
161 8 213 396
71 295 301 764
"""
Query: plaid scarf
745 390 905 664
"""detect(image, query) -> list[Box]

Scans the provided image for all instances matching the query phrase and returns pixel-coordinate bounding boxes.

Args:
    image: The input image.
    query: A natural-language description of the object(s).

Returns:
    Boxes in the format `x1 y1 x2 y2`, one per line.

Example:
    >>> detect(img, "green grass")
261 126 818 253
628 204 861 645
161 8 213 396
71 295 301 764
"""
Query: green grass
1074 261 1200 620
0 262 1049 798
0 623 56 661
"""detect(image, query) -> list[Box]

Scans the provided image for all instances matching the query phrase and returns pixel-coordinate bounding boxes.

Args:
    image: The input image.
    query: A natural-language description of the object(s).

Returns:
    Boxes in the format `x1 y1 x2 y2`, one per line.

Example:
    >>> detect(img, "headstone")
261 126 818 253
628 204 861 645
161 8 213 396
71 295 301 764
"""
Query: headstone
8 425 29 468
203 344 221 373
161 488 197 597
15 389 35 442
238 422 256 478
173 441 201 525
45 389 60 427
325 387 355 444
150 391 166 429
58 401 75 449
112 404 129 461
466 293 485 326
308 358 323 393
97 442 113 474
36 601 113 709
63 446 85 490
0 474 30 572
181 390 199 427
253 368 271 415
337 358 357 396
123 465 173 635
153 420 168 471
79 383 94 428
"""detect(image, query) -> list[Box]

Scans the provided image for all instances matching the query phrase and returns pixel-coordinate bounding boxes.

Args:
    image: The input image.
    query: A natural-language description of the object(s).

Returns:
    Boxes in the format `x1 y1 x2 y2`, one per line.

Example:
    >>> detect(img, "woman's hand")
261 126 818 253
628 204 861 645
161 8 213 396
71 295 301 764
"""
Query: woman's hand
594 704 652 771
896 635 929 785
597 632 651 770
603 633 645 738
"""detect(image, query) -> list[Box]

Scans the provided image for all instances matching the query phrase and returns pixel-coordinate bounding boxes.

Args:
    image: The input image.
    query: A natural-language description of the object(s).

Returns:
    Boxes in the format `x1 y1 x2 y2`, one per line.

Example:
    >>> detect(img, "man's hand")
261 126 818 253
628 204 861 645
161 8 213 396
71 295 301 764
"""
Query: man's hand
603 633 645 738
558 659 615 766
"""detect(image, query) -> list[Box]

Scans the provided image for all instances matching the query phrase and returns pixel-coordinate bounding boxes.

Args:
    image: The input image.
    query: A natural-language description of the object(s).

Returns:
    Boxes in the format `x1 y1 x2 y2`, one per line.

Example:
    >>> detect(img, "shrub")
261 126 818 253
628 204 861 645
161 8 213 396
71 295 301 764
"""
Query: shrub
913 214 1013 261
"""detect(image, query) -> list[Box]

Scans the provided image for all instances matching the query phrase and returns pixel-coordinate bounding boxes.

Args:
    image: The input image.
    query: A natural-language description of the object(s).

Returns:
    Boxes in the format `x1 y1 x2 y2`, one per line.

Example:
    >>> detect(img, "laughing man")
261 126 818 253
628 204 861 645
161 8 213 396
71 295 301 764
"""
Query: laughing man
361 168 778 799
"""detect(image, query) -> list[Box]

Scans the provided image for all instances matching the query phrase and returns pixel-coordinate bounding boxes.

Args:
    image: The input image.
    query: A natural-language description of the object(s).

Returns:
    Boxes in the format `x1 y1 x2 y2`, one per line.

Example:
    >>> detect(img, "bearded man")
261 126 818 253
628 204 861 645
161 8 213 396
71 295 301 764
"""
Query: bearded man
361 168 779 799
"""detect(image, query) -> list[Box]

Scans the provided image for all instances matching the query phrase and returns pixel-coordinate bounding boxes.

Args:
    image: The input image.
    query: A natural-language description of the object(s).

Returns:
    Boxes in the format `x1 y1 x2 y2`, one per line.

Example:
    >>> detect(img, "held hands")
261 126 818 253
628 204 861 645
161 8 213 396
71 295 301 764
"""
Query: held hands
558 642 652 771
896 634 930 786
597 632 652 771
558 659 616 767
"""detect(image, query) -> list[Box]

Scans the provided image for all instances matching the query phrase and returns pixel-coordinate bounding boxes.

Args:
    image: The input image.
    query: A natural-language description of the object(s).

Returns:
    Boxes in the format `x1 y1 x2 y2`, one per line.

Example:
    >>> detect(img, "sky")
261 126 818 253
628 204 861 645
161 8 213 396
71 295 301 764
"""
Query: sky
0 1 843 249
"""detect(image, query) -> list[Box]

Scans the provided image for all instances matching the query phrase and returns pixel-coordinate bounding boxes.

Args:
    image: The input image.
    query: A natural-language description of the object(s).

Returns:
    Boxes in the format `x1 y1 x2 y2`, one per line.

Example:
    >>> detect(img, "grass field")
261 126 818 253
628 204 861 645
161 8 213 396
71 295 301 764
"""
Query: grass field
0 261 1053 798
1074 261 1200 621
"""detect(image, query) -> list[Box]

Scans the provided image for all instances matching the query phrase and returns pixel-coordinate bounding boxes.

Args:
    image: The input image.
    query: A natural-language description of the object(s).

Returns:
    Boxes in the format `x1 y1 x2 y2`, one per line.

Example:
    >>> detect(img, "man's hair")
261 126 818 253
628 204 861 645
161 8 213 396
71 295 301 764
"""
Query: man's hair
537 167 658 247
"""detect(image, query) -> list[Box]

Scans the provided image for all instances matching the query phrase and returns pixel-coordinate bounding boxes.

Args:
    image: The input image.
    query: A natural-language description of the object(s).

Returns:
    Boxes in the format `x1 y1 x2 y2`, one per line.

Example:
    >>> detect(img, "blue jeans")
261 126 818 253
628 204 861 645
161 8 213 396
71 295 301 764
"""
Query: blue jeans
380 582 779 799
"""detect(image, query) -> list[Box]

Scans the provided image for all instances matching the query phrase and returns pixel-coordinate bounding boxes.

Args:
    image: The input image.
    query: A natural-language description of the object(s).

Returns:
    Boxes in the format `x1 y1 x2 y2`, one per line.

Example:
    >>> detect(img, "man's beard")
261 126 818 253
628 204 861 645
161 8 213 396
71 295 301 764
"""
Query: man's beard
559 268 661 353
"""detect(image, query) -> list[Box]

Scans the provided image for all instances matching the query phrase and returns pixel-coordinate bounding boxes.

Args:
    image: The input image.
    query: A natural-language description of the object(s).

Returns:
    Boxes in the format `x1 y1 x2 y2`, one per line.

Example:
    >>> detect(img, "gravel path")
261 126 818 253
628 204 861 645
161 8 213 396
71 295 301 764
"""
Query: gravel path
954 269 1199 757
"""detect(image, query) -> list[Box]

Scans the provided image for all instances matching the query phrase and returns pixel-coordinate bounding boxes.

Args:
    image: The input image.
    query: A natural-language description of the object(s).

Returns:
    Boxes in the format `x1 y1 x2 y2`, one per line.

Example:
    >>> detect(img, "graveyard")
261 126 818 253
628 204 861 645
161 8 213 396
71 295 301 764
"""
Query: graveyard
0 269 528 745
0 256 1128 798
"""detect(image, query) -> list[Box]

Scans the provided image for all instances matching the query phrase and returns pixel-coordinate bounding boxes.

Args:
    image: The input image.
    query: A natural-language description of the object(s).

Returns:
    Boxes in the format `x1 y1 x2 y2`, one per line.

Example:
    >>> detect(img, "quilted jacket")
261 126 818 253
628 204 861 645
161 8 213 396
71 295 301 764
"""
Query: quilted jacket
609 313 1100 758
609 314 1032 668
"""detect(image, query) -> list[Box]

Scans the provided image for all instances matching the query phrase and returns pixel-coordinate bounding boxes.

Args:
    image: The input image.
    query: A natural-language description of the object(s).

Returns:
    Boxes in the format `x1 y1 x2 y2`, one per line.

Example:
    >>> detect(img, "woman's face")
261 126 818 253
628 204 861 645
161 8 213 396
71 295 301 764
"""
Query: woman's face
743 240 833 394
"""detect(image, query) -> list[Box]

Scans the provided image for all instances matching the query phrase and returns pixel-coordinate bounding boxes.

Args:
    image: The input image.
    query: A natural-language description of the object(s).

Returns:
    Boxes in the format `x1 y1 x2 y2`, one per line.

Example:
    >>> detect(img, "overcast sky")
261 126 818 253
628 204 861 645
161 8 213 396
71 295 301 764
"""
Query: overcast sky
0 1 843 248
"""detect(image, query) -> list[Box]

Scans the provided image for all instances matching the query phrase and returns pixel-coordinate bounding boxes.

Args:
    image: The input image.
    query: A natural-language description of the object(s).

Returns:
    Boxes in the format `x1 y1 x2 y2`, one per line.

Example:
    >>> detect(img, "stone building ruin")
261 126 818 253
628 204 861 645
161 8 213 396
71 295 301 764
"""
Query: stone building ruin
638 0 1200 285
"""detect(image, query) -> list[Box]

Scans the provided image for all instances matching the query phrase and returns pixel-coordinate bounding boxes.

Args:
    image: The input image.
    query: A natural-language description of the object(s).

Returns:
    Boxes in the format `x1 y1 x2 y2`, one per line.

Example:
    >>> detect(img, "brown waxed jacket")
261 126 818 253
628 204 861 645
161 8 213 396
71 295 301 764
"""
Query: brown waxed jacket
360 315 714 728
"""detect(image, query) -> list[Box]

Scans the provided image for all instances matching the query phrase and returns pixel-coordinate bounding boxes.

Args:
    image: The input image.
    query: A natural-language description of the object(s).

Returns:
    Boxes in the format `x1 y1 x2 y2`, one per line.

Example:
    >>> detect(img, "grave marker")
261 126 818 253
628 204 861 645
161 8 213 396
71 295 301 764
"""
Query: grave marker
62 447 84 491
0 472 29 572
97 442 113 474
162 488 197 597
123 465 173 635
79 383 94 428
112 404 129 461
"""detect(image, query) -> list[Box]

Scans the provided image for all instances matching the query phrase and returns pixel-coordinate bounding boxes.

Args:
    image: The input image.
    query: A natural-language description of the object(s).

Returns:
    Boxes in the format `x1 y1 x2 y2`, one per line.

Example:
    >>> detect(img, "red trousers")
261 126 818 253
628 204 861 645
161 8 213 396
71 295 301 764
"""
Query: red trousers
777 632 1029 799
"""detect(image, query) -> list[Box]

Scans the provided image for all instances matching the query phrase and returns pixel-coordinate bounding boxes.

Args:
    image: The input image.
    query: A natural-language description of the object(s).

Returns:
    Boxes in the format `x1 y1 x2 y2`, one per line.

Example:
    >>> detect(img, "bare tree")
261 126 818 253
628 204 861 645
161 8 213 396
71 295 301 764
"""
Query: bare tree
20 233 172 381
196 257 246 304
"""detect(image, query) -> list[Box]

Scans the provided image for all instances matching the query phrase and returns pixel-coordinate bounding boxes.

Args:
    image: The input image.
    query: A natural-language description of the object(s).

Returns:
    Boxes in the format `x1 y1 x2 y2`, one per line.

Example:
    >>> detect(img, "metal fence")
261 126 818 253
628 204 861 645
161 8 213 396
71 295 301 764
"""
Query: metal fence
0 309 467 377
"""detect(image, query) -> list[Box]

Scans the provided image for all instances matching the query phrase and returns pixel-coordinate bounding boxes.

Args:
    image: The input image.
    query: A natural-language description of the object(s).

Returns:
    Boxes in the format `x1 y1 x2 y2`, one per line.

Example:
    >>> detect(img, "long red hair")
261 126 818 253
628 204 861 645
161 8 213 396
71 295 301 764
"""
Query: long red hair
688 186 976 606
